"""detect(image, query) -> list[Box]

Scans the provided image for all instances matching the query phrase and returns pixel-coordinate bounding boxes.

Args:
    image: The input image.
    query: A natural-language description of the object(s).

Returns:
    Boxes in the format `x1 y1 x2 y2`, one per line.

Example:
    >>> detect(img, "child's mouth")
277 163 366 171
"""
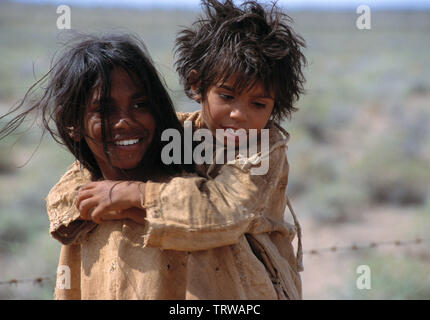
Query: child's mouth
110 129 151 148
224 128 247 137
114 138 141 146
109 136 148 151
222 128 247 142
217 127 248 147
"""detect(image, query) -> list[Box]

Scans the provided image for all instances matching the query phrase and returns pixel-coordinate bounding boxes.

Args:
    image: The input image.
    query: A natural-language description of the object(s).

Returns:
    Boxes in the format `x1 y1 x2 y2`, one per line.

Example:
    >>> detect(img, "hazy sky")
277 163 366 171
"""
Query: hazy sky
13 0 430 10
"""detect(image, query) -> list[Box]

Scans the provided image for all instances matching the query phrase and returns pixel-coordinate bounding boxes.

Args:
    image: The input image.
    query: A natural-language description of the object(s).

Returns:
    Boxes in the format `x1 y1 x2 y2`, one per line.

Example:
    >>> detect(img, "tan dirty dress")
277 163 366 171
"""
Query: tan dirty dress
46 110 303 300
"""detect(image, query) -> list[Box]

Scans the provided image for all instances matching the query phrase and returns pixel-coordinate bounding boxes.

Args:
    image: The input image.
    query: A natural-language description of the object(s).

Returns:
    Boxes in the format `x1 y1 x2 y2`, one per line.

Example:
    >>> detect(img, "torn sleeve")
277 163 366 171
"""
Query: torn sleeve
45 161 96 245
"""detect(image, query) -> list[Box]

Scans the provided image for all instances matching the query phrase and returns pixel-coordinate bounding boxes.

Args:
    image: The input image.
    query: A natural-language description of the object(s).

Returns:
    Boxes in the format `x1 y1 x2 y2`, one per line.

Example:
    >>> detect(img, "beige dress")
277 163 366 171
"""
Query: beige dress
47 110 303 300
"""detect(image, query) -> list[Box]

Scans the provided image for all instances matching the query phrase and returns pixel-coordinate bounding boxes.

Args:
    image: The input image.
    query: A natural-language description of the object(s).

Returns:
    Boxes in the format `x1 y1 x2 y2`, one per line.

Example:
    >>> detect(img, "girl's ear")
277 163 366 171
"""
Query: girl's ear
189 70 202 103
67 126 82 142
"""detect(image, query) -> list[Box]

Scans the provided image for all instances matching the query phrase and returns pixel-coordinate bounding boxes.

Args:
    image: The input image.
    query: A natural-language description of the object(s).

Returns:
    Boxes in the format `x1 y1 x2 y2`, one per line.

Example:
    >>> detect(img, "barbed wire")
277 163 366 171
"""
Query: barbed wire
0 237 428 287
303 237 430 255
0 276 55 287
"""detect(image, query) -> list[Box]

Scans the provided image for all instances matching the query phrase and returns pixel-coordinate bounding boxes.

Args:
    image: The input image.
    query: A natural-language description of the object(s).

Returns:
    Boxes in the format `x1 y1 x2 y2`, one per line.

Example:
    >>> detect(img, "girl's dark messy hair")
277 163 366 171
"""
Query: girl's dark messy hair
0 33 192 179
175 0 307 122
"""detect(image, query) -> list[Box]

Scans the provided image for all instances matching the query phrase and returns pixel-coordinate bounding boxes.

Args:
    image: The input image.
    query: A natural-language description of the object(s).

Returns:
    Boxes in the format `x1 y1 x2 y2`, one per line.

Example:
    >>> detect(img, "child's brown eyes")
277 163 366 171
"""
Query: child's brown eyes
133 103 146 109
218 93 266 109
133 103 152 113
92 103 110 113
93 106 104 113
253 102 266 109
219 93 234 100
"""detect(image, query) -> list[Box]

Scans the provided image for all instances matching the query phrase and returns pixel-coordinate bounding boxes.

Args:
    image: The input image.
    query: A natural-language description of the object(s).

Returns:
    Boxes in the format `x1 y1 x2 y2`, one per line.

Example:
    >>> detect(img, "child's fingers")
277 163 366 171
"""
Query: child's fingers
78 197 99 220
79 182 97 191
90 207 104 224
76 190 95 210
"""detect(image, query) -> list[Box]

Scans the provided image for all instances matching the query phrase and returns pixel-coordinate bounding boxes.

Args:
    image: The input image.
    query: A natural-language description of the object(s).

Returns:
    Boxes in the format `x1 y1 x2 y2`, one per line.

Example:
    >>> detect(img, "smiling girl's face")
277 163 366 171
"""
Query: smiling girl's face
82 68 156 178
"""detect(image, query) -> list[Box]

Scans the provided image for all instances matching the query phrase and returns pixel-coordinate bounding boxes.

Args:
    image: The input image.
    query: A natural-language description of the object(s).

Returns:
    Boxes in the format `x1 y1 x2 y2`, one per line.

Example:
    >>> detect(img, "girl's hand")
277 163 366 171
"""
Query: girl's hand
119 207 147 225
97 207 147 225
76 180 145 224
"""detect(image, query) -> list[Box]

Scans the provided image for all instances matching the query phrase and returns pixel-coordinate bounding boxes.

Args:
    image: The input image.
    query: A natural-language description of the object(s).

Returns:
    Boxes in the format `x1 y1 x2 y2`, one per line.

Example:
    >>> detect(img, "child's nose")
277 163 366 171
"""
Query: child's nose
229 103 247 123
113 118 132 130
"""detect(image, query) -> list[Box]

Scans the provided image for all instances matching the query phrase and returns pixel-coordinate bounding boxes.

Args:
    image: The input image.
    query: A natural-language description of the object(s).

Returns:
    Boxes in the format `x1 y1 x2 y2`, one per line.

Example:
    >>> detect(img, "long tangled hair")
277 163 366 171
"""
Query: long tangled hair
0 33 192 179
175 0 307 122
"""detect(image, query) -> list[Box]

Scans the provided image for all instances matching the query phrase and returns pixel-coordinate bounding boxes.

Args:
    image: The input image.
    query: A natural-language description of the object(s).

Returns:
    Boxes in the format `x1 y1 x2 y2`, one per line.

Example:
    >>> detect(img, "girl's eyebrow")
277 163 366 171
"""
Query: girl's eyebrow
91 92 147 105
218 84 274 100
217 84 235 92
250 93 274 100
131 91 147 100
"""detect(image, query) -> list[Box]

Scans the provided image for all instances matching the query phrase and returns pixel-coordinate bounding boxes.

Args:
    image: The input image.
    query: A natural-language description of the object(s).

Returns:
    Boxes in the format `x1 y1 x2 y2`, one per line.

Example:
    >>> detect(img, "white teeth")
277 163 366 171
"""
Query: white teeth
225 128 246 136
114 138 139 146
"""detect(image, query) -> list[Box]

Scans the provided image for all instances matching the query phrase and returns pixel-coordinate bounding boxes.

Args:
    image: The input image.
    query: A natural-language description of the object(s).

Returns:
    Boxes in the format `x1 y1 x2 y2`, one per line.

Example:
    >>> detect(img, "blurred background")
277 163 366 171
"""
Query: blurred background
0 0 429 299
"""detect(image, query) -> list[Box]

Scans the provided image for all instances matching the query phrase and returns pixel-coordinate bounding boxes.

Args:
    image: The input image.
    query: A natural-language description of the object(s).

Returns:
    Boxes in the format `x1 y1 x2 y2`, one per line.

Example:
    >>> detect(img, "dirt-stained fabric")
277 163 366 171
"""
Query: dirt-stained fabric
47 110 303 300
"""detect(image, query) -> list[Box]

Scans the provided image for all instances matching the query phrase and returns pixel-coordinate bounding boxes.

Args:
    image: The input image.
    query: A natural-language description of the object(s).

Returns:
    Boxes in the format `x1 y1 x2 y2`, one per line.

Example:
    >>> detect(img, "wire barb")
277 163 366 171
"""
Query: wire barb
0 276 54 287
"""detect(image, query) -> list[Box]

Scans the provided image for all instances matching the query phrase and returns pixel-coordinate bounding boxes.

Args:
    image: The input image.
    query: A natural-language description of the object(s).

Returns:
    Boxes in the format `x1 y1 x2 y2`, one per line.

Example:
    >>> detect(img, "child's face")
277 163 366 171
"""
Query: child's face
83 68 155 176
201 76 275 145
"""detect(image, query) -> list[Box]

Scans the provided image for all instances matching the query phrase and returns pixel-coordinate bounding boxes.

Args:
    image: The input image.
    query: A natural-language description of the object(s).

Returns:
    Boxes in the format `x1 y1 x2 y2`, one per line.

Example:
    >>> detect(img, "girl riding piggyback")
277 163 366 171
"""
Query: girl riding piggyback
48 0 307 300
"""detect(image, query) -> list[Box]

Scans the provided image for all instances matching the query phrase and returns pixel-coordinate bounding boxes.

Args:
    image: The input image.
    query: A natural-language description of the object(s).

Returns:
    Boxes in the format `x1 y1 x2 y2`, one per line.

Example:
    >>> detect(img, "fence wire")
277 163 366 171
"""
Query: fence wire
303 237 430 255
0 276 55 287
0 236 429 287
